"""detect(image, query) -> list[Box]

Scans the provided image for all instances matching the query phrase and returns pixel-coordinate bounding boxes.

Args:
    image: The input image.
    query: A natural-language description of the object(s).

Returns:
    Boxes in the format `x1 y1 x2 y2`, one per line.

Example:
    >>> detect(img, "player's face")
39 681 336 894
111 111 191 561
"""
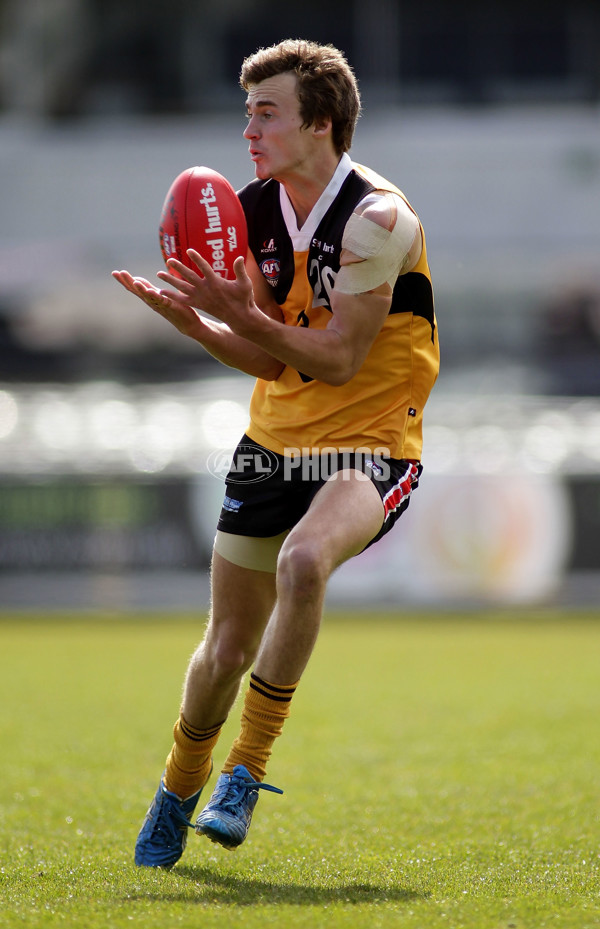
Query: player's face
244 72 315 182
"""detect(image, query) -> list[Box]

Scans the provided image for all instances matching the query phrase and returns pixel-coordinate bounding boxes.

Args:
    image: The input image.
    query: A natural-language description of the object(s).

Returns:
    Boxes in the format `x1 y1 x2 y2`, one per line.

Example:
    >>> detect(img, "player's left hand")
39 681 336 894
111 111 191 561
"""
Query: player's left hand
157 250 258 336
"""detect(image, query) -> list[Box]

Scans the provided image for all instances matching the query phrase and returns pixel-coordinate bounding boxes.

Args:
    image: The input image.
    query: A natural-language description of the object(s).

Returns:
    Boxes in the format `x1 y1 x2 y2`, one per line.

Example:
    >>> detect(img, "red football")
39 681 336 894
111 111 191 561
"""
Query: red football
159 166 248 279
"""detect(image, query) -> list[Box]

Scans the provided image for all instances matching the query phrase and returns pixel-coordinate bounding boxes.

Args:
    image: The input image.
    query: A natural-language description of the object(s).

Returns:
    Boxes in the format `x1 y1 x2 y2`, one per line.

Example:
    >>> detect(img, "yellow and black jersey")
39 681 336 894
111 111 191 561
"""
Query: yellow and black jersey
237 154 439 461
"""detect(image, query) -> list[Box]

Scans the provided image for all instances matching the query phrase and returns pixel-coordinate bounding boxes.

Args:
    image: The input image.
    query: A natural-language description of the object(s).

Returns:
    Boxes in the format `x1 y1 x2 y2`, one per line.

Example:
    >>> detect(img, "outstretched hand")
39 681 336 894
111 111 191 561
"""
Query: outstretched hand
111 268 204 337
156 250 256 336
113 250 257 339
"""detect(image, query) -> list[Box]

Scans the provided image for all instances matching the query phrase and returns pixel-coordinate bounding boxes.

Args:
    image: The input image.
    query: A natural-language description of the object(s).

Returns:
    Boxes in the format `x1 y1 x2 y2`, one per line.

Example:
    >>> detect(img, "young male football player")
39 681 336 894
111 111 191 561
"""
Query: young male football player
113 38 439 868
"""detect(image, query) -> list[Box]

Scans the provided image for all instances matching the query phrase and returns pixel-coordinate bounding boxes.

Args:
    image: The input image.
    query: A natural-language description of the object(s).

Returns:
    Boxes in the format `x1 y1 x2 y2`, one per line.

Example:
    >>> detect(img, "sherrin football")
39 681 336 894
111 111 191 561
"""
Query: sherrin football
159 166 248 279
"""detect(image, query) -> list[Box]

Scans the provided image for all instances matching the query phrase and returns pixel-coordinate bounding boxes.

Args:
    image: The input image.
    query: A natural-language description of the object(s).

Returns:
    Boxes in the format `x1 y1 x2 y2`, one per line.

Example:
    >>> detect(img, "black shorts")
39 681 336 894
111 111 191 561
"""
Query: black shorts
217 435 422 550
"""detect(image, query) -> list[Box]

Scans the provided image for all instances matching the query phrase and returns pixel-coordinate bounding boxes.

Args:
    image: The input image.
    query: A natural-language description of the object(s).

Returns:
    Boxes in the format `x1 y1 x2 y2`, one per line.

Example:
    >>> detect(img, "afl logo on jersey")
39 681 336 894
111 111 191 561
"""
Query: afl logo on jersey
261 258 280 282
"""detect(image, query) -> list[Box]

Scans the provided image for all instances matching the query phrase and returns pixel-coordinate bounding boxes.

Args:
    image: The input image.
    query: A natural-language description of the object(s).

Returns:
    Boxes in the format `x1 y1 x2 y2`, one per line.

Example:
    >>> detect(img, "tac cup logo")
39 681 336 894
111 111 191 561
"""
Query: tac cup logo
206 444 278 483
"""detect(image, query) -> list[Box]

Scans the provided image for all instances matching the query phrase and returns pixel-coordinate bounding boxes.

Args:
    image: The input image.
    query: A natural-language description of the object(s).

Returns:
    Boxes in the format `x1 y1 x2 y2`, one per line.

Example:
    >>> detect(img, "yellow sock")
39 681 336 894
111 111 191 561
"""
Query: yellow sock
164 714 222 799
223 673 298 782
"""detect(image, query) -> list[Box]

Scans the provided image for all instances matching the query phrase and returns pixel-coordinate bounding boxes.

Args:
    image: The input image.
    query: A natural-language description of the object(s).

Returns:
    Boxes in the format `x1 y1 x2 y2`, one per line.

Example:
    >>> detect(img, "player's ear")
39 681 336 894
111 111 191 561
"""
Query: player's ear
312 116 332 139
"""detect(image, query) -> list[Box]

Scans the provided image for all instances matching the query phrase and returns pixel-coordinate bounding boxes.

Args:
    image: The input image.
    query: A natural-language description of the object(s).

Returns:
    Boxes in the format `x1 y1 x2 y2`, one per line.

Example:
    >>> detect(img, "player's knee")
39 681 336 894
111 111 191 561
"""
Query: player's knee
277 537 328 599
215 638 254 679
190 630 254 683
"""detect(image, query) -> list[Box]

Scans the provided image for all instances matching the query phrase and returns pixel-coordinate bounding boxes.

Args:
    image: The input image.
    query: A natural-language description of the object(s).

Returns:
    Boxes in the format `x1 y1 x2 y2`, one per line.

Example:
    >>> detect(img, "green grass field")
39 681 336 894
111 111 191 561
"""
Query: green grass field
1 609 599 928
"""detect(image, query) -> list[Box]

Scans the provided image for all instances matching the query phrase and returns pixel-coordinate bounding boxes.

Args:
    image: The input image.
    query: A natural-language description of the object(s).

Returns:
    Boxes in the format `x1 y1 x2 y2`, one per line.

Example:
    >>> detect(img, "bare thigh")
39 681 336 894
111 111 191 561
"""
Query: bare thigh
253 470 385 684
284 468 385 574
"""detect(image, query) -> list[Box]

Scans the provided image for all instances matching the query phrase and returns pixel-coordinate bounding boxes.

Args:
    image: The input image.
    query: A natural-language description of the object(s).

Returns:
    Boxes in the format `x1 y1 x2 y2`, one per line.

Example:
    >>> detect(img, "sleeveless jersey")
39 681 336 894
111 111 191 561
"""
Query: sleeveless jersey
237 159 439 460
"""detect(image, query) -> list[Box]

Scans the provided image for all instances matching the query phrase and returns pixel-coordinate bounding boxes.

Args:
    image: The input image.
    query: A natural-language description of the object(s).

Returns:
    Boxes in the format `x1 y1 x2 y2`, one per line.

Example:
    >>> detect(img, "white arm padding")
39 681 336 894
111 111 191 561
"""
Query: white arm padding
335 192 420 294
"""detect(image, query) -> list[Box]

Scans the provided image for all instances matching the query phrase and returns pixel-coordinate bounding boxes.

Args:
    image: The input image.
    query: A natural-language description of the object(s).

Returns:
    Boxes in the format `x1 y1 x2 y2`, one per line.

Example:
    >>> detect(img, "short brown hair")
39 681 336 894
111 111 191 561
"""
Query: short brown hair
240 39 361 155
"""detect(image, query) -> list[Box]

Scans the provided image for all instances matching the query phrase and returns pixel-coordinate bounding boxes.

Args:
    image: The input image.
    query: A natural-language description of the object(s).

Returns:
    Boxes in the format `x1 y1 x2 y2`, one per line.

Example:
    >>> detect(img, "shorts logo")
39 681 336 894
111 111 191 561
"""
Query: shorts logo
260 258 280 281
222 495 243 512
228 444 279 484
365 458 383 477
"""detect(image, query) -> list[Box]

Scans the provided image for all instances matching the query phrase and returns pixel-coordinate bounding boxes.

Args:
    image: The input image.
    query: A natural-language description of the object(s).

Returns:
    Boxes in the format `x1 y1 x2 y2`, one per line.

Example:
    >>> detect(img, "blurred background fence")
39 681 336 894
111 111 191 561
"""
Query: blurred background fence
1 0 599 609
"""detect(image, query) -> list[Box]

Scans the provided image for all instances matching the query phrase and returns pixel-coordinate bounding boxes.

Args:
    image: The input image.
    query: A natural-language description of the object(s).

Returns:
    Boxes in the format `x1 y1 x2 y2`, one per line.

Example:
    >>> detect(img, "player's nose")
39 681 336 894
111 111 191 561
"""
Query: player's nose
243 116 260 140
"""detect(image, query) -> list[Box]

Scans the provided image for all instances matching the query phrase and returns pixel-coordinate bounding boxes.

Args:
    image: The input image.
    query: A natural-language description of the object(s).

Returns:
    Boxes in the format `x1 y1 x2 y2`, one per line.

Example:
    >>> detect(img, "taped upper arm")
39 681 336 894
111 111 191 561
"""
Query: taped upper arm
335 191 421 295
